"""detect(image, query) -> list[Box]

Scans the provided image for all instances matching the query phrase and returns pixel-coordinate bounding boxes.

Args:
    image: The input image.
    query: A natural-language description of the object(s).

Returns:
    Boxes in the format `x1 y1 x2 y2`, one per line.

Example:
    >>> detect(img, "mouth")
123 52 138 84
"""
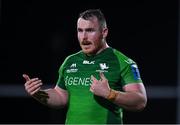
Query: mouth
81 41 92 46
81 41 93 48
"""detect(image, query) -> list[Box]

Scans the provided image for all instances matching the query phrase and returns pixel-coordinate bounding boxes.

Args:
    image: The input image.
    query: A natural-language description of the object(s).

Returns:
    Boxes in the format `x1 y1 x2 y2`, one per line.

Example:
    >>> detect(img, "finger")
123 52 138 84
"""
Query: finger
30 87 41 95
27 79 42 89
25 78 39 87
28 81 42 94
89 86 94 93
99 72 106 81
23 74 30 82
25 79 41 91
91 75 98 83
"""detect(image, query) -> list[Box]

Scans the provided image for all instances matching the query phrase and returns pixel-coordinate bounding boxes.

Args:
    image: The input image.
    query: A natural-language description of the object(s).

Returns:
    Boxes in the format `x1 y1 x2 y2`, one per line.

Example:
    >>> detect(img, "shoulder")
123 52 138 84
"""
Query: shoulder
58 51 83 71
112 48 128 59
112 48 136 65
64 51 83 62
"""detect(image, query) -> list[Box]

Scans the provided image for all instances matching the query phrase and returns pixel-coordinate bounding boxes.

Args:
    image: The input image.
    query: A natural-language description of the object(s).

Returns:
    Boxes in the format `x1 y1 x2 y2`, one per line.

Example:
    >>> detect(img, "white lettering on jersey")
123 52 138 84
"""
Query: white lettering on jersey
100 63 109 70
65 76 92 86
96 63 109 73
70 63 76 68
83 60 95 64
66 63 78 73
66 69 78 73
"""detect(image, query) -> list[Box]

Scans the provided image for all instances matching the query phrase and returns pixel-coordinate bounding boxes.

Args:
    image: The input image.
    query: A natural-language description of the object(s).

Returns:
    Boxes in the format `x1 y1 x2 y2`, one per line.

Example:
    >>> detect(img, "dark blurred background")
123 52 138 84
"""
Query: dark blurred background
0 0 179 124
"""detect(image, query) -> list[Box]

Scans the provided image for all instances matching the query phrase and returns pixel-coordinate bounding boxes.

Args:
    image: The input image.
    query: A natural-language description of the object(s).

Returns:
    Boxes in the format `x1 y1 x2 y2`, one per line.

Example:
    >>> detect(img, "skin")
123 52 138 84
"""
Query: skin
90 73 147 111
23 16 147 111
77 17 108 56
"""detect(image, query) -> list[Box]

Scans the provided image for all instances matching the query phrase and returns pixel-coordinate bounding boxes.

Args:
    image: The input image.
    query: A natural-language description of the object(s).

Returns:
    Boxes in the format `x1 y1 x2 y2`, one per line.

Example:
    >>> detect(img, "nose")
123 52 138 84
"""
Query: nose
82 31 88 41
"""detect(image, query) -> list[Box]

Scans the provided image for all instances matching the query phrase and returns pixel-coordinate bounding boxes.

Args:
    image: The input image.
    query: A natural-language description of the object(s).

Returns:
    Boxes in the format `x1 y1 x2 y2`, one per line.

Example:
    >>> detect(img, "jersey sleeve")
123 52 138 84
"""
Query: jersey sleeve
56 57 69 90
113 49 143 86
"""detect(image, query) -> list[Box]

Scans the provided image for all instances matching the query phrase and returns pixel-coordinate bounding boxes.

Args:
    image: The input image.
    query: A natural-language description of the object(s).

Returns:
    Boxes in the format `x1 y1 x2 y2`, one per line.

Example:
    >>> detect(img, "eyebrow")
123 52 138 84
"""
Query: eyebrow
77 27 95 32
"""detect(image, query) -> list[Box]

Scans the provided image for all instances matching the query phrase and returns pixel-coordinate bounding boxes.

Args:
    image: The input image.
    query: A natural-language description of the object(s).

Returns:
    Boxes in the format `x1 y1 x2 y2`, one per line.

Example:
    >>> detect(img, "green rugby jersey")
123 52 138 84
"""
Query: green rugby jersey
56 47 142 124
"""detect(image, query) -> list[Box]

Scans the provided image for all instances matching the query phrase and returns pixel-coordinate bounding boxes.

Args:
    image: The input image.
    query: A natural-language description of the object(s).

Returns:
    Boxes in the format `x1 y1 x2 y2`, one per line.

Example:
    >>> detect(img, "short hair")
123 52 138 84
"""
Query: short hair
79 9 107 28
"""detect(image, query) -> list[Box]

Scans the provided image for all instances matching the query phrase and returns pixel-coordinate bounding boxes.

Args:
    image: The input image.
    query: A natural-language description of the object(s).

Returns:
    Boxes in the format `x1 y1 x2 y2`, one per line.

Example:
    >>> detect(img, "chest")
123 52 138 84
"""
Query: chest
63 57 121 91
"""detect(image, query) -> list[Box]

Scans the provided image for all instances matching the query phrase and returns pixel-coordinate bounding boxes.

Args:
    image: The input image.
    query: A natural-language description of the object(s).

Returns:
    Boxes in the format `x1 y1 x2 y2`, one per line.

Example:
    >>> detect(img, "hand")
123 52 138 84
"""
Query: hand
90 72 110 98
23 74 43 96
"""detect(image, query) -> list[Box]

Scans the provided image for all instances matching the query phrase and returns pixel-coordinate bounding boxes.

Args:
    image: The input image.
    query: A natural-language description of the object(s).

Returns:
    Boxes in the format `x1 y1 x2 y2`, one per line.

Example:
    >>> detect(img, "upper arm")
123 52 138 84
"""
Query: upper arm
123 83 147 98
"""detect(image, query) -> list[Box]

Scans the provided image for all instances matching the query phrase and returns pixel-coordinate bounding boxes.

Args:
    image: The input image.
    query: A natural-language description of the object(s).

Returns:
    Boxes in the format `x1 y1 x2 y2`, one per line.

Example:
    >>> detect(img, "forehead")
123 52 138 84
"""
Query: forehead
77 17 99 28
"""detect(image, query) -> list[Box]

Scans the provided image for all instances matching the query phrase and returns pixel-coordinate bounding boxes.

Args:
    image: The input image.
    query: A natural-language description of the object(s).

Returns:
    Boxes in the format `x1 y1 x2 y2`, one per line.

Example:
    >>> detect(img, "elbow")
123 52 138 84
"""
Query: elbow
123 99 147 111
135 101 146 111
135 97 147 111
134 91 147 111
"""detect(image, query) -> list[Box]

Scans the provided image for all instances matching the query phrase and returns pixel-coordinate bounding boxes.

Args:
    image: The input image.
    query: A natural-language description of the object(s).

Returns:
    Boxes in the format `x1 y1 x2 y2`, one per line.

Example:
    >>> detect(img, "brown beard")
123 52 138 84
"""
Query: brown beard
81 41 92 45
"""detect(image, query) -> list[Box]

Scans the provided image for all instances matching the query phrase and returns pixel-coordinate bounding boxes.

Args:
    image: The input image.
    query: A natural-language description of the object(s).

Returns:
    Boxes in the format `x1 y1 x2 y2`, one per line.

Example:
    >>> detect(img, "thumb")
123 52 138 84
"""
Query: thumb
22 74 30 82
100 72 105 80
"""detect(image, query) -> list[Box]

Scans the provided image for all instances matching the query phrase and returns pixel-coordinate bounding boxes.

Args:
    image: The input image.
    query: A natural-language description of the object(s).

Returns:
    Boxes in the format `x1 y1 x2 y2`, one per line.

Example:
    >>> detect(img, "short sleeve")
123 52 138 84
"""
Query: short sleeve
120 59 142 86
113 49 142 86
56 58 69 90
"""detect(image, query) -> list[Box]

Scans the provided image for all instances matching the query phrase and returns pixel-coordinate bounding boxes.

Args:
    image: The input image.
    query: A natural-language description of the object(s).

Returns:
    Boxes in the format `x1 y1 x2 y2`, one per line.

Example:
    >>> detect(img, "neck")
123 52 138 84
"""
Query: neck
96 42 109 55
86 42 109 56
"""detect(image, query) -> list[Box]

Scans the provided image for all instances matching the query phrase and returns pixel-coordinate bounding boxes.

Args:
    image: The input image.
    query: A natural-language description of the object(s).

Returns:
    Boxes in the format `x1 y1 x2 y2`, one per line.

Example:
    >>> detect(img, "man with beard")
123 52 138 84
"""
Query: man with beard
23 9 147 124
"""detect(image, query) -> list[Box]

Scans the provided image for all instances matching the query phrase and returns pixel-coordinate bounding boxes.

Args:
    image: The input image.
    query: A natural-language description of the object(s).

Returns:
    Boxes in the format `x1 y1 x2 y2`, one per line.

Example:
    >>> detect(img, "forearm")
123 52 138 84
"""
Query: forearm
33 88 68 109
108 89 147 111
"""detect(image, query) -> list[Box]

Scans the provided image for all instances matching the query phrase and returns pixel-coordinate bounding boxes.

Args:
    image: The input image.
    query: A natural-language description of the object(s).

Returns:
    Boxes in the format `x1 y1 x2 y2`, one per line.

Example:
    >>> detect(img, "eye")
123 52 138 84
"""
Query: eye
86 28 95 32
77 28 83 32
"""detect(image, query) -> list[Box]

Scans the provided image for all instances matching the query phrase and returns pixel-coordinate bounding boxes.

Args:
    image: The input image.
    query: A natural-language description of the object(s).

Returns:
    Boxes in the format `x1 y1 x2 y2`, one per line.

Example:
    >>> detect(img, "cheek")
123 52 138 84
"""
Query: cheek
89 34 100 42
77 37 81 42
77 34 81 41
92 35 102 44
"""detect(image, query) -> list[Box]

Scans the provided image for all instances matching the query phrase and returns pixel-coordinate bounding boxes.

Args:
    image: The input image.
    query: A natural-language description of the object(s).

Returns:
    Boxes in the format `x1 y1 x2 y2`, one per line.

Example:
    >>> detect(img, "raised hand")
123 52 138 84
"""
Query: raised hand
23 74 43 96
90 72 110 98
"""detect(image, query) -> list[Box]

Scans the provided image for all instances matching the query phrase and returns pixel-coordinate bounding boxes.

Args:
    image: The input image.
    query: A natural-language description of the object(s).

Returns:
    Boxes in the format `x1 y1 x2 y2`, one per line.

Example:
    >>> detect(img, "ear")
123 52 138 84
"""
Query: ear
102 28 108 38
